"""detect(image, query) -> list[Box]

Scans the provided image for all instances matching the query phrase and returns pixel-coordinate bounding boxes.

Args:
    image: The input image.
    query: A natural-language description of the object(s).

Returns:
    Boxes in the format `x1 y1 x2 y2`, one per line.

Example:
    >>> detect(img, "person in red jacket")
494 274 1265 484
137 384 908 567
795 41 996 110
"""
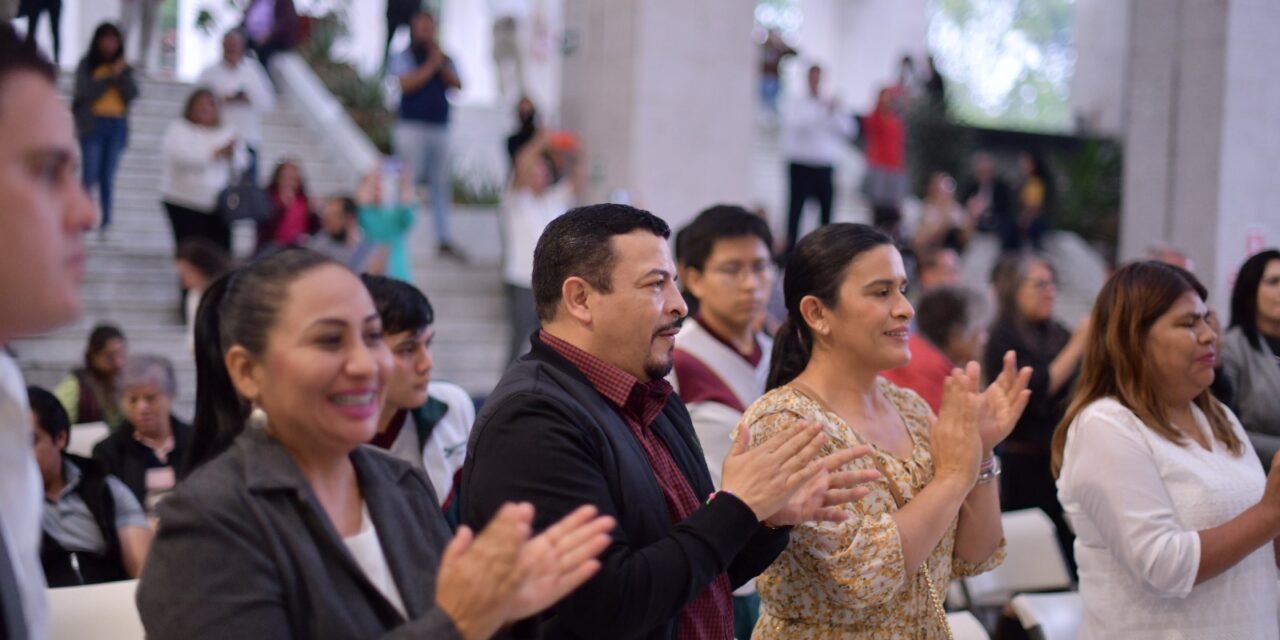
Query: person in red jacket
859 87 907 211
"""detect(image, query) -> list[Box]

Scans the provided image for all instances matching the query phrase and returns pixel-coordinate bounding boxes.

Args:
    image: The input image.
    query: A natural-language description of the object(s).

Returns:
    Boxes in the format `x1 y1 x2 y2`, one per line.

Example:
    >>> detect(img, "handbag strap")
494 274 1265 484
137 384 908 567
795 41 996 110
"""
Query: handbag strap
785 381 954 639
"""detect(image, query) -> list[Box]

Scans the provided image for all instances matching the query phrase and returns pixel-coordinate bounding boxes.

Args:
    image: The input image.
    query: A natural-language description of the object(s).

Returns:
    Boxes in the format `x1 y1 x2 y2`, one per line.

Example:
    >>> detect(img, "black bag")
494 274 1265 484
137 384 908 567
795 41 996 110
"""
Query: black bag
217 167 271 224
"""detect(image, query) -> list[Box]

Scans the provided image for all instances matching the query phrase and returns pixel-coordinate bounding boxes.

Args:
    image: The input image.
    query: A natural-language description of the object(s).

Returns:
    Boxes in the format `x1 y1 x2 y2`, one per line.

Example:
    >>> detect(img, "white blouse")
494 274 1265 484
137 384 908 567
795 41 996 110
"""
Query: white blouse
1058 397 1278 639
343 504 408 618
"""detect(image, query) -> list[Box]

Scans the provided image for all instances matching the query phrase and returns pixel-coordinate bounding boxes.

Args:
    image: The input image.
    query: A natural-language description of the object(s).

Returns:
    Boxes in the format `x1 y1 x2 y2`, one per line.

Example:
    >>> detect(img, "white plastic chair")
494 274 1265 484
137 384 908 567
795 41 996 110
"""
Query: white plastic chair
65 421 110 458
47 579 144 640
947 610 991 640
962 508 1073 607
1010 591 1081 640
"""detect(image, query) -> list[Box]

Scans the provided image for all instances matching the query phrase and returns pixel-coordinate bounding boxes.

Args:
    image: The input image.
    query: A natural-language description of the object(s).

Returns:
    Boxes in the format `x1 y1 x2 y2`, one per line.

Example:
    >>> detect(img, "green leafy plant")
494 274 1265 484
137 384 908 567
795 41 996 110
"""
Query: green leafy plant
906 95 975 197
1053 139 1122 263
298 12 395 153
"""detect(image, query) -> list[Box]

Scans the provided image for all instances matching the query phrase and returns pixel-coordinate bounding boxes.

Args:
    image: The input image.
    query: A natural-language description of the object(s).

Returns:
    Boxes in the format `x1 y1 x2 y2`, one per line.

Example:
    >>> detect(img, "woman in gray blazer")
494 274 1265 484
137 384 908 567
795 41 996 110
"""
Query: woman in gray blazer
137 249 614 639
1223 249 1280 468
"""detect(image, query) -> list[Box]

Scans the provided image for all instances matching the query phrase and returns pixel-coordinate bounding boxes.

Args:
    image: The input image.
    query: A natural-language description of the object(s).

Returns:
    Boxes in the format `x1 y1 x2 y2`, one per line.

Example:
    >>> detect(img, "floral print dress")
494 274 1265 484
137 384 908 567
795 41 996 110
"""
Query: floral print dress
740 380 1005 639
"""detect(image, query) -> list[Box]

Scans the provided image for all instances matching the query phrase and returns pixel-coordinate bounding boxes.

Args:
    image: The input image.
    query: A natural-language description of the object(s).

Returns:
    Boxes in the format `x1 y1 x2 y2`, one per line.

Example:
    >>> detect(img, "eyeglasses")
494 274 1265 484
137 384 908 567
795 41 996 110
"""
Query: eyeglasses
707 261 776 282
1025 279 1057 291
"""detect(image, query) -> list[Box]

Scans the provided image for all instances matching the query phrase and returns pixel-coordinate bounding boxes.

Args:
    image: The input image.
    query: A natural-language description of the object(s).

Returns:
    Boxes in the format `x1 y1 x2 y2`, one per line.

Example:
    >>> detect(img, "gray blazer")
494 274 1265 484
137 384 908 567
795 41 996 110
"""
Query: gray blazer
136 428 462 639
1222 327 1280 461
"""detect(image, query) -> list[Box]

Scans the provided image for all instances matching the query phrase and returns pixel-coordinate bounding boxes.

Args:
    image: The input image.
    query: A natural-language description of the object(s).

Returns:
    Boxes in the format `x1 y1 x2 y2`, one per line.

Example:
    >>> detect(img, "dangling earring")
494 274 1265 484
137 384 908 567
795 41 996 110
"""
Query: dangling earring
247 403 269 430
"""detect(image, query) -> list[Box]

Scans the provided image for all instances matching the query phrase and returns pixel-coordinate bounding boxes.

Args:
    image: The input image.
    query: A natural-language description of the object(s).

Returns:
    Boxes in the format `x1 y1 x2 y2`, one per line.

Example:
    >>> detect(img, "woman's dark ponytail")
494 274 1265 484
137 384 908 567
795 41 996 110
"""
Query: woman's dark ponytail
767 315 812 390
765 223 894 391
185 272 243 473
184 249 340 473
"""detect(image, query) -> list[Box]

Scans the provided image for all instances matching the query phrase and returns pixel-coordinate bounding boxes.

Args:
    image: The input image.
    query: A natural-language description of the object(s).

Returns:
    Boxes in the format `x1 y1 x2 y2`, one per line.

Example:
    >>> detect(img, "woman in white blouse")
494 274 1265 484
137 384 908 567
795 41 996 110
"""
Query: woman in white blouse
160 88 244 253
1053 261 1280 640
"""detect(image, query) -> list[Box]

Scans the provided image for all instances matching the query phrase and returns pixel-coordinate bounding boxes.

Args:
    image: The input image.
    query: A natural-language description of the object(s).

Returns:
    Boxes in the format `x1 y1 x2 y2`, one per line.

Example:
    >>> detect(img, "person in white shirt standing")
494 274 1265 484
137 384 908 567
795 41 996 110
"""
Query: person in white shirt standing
779 64 854 256
1055 261 1280 640
500 129 583 363
197 29 275 181
160 88 245 253
0 23 98 640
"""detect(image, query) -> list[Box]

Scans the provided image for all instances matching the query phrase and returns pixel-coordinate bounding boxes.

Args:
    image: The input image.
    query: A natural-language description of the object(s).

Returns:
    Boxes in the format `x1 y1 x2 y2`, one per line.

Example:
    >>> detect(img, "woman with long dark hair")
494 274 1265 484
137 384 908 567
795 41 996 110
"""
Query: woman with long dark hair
139 249 615 638
983 253 1087 570
53 323 127 426
1054 261 1280 638
73 22 138 236
1223 249 1280 466
255 158 316 254
742 223 1030 638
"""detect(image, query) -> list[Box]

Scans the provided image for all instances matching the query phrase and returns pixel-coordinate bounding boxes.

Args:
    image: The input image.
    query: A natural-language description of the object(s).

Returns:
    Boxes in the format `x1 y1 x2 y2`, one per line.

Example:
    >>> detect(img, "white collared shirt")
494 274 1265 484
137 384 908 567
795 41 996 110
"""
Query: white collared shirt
0 351 48 639
779 93 855 167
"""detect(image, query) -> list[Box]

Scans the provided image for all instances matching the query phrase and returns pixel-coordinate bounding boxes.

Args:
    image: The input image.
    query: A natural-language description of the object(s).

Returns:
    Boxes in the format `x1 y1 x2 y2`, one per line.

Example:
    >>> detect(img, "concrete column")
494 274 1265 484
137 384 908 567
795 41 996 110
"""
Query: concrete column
559 0 755 231
1119 0 1280 311
1070 0 1130 135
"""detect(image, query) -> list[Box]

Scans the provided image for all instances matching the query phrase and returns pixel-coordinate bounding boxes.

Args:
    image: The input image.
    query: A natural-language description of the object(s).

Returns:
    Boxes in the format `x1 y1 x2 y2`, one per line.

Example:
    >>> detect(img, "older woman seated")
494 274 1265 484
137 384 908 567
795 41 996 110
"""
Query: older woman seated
92 354 192 516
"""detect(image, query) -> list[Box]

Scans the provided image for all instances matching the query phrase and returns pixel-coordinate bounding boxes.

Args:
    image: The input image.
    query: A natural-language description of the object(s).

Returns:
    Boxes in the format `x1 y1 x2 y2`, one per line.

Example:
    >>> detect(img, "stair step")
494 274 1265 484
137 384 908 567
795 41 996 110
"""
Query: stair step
23 76 553 404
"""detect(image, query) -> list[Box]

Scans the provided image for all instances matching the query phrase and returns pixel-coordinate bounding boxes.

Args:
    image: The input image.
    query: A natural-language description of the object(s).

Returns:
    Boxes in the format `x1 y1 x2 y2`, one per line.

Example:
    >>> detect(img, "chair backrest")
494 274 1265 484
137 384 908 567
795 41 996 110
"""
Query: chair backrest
1010 592 1081 640
65 422 110 458
963 508 1072 606
47 579 144 640
946 610 991 640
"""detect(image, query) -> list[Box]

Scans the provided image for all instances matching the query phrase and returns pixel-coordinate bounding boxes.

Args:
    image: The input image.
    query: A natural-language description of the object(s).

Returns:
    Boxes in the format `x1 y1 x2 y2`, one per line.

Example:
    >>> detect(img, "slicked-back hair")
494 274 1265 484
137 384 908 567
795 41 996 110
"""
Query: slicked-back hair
767 223 894 390
531 204 671 322
361 273 434 336
187 249 341 472
675 204 774 272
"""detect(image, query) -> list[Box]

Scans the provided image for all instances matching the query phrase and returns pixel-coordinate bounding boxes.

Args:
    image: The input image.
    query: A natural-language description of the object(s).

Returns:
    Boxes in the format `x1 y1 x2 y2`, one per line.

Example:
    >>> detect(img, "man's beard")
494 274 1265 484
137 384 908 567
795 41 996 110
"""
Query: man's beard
644 353 674 381
643 319 682 380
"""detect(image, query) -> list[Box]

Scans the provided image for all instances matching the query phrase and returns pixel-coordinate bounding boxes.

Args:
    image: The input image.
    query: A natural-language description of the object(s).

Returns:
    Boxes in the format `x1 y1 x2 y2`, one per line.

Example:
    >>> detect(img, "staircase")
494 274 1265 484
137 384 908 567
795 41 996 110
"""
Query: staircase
13 74 1107 422
13 75 509 419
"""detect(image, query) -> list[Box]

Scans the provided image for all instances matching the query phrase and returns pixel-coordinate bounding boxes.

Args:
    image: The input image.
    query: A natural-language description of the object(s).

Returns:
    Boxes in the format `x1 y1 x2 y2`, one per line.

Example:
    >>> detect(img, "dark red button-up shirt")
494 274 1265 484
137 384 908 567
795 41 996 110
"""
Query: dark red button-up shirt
541 330 734 640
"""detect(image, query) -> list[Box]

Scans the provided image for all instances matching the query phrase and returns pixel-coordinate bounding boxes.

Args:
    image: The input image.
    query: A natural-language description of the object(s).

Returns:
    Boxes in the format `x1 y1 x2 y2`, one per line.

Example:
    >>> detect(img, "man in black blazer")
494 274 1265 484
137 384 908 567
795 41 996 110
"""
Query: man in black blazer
462 204 874 639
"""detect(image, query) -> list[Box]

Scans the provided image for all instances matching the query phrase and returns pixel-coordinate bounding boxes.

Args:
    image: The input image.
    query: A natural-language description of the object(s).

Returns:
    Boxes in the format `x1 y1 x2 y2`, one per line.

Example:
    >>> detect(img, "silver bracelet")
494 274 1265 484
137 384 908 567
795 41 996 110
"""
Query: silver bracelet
976 456 1002 485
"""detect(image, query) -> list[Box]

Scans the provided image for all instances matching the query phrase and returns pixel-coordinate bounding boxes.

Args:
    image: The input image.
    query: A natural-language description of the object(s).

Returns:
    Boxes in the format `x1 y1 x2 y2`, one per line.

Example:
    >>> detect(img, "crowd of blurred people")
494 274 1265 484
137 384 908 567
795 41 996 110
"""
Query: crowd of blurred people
766 33 1060 273
4 8 1280 640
